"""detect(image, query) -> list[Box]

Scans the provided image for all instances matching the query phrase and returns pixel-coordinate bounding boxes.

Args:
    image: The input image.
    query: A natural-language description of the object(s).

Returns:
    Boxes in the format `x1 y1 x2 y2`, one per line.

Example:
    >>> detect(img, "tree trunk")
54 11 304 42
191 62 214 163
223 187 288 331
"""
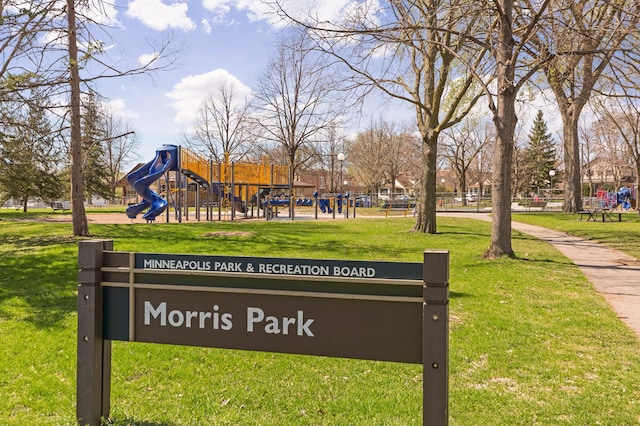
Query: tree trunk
485 0 516 259
460 171 468 207
289 162 295 220
413 132 437 234
635 158 640 215
547 70 588 214
560 106 583 213
486 100 517 258
67 0 89 236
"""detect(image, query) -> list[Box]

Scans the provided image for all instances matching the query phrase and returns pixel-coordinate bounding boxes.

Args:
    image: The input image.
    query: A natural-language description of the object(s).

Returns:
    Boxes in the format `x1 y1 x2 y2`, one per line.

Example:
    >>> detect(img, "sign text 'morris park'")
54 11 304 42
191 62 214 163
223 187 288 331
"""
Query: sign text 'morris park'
143 301 316 336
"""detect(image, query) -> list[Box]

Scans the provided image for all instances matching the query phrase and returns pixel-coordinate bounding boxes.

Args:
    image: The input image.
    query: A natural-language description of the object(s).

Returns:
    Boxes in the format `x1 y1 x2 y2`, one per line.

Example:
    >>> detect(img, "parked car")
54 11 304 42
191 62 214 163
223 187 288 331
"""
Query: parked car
354 196 372 208
395 195 416 203
382 195 417 209
454 194 477 203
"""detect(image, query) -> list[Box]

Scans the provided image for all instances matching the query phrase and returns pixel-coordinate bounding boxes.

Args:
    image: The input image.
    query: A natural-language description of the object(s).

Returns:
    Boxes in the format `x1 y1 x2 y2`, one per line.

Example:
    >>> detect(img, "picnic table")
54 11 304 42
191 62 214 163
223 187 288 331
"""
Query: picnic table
51 201 71 212
579 208 622 222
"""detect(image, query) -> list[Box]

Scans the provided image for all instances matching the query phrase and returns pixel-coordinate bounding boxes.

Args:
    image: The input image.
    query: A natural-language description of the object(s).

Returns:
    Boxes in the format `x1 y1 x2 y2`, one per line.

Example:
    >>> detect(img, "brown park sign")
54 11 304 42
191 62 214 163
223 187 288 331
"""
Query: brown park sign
77 240 449 426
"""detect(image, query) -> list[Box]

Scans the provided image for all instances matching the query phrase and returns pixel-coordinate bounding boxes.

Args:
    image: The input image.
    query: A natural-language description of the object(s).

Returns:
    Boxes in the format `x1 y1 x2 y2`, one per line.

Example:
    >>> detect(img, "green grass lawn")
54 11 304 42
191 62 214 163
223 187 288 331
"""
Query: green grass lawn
1 210 640 425
512 211 640 260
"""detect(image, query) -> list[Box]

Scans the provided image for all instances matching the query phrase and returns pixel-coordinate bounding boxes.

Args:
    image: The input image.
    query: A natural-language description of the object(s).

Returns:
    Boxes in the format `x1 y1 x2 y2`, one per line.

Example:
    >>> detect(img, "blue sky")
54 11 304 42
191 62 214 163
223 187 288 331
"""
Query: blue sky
90 0 563 165
90 0 369 163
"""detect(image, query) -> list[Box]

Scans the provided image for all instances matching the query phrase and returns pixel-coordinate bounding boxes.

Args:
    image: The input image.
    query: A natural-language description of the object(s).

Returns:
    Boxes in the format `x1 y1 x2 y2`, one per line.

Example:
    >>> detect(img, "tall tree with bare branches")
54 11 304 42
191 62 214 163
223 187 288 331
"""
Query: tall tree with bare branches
440 115 492 205
273 0 489 233
312 124 346 194
63 0 178 235
252 29 344 218
475 0 555 257
590 96 640 207
532 0 639 213
101 106 138 204
185 83 253 162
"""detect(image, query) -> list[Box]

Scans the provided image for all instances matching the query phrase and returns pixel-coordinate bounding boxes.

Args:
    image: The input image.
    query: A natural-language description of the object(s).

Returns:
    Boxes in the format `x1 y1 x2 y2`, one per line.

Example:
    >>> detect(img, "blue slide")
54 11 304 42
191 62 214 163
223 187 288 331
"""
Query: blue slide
126 145 178 221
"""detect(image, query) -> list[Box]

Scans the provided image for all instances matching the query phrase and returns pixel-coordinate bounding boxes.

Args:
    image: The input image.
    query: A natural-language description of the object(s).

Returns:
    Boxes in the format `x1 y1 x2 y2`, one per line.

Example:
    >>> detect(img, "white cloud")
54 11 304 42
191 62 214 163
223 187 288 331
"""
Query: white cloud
165 69 253 124
516 87 562 136
40 29 67 47
106 98 140 119
126 0 196 31
244 0 371 27
138 52 160 66
200 0 369 28
202 0 230 9
201 18 212 34
80 1 120 26
202 0 232 23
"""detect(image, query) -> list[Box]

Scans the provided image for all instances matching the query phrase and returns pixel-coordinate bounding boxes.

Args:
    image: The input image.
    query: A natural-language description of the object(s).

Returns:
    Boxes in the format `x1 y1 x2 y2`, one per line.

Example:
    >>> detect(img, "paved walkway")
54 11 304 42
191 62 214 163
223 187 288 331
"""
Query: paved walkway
441 212 640 339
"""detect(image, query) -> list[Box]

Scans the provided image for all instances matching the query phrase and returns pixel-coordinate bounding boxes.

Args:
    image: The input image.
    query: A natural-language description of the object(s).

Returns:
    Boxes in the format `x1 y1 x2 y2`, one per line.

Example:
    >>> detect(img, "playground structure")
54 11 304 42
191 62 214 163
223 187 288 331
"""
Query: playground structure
594 186 636 211
126 145 178 221
125 145 292 222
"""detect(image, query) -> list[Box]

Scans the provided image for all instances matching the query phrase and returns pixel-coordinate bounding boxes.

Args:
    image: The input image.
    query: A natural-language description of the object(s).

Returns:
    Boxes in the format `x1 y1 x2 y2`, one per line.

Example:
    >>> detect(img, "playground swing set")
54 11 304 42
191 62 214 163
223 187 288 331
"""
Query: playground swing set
125 145 294 223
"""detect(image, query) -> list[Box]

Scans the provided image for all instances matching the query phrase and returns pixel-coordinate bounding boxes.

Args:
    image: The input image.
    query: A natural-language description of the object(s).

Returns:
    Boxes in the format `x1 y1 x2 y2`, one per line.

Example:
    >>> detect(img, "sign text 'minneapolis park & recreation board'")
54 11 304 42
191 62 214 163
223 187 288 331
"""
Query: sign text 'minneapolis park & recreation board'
77 240 449 425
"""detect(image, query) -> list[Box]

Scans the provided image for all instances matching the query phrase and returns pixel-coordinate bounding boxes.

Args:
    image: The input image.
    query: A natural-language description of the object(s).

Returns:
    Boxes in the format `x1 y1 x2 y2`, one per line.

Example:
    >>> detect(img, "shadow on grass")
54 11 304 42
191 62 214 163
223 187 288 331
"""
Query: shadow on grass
449 290 467 299
104 419 176 426
1 218 481 332
0 234 77 328
92 221 429 261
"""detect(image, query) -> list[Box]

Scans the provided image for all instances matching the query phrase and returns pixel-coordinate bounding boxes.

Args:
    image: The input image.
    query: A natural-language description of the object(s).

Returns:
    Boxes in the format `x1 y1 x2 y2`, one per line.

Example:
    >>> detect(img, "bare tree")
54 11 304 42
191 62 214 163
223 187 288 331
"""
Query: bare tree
590 96 640 206
0 1 64 101
532 0 639 213
185 83 253 162
348 123 392 203
473 129 495 200
63 0 179 235
579 121 599 198
311 124 346 194
252 29 344 218
384 126 418 198
275 0 632 256
479 0 559 258
440 115 491 205
101 106 138 203
67 0 88 235
273 0 489 233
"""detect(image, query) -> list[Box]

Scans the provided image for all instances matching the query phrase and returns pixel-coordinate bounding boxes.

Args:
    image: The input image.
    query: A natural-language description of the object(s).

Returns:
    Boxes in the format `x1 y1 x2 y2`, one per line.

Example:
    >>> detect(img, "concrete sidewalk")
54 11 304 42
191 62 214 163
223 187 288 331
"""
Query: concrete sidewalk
441 212 640 339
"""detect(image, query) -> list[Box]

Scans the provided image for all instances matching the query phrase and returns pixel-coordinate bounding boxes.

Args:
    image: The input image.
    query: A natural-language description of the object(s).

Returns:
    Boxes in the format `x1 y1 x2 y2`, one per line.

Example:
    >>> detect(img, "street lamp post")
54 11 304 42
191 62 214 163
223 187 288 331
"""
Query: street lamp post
344 180 349 218
549 170 556 200
337 153 345 217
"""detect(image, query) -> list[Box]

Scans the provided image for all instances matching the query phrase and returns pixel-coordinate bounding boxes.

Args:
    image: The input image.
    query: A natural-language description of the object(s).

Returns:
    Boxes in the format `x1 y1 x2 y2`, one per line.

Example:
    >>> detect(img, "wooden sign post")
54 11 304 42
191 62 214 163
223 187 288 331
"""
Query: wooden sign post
77 240 449 425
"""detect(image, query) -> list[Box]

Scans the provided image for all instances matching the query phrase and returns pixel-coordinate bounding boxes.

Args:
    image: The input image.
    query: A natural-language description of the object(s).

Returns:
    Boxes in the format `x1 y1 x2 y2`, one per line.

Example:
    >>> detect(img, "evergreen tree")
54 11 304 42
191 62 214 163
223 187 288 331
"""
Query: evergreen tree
81 93 112 203
0 97 63 211
522 110 557 196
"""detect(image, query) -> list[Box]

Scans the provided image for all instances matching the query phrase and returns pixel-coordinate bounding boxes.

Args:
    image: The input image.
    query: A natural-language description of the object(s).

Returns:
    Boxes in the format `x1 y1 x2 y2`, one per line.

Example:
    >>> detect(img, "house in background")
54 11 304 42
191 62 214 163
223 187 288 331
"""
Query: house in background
378 175 420 200
582 158 636 197
296 169 364 198
115 163 145 205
